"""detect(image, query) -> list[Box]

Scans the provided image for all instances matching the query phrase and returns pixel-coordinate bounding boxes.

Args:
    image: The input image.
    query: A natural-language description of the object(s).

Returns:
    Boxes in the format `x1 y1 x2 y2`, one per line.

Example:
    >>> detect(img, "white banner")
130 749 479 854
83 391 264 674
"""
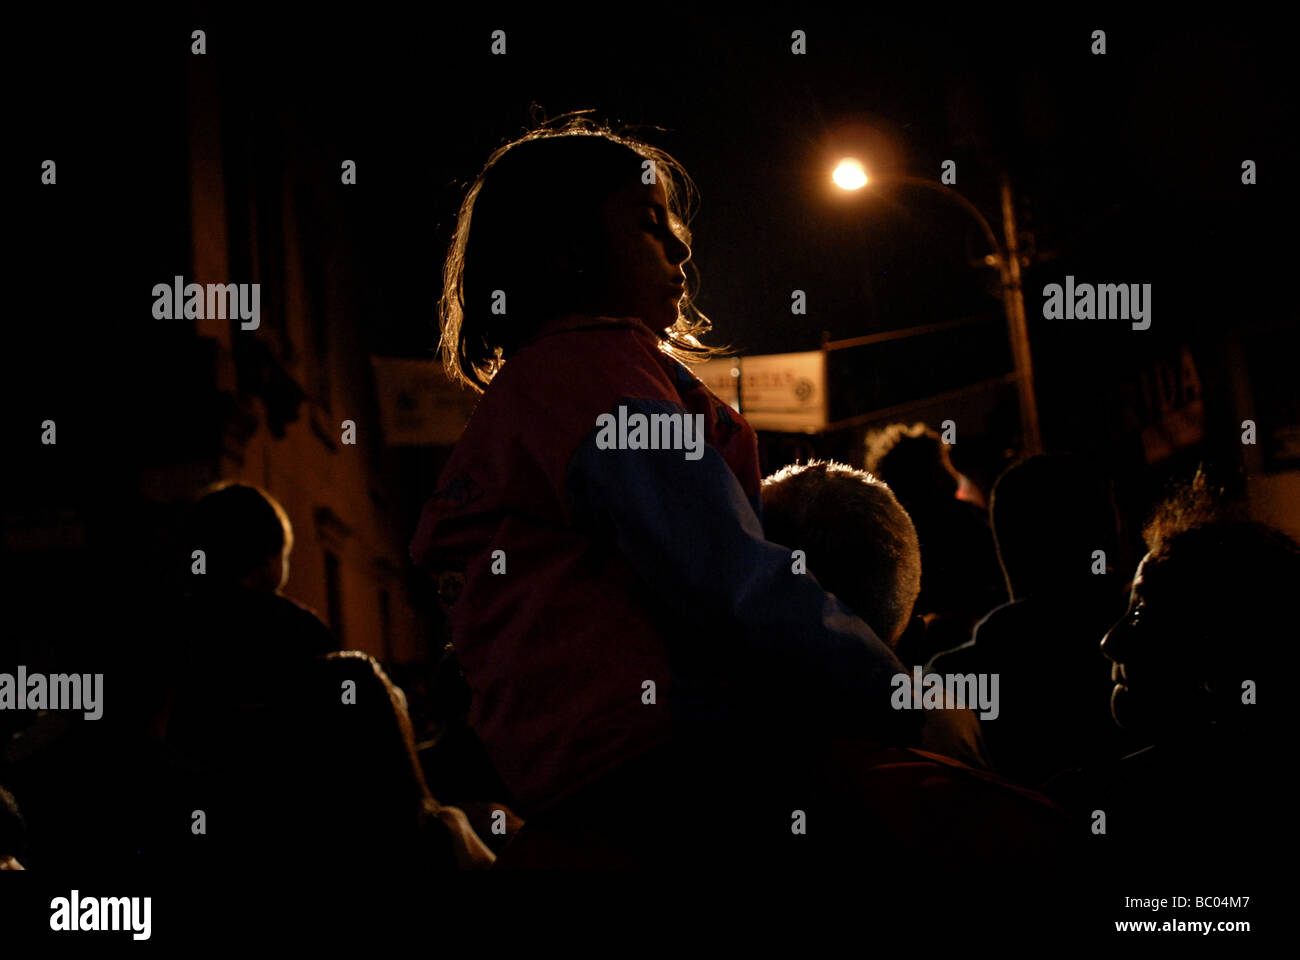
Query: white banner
738 351 827 432
370 356 478 446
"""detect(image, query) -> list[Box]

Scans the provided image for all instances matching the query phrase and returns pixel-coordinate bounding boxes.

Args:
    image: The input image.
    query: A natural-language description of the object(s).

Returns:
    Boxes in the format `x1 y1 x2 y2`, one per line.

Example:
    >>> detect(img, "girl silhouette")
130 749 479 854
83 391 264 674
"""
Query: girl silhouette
410 114 916 864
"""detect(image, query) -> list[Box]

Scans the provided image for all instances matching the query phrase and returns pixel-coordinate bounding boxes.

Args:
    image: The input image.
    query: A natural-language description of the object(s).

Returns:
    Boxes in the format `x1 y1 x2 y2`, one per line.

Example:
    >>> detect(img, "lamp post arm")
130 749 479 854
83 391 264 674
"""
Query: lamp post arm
887 174 1006 265
876 172 1042 453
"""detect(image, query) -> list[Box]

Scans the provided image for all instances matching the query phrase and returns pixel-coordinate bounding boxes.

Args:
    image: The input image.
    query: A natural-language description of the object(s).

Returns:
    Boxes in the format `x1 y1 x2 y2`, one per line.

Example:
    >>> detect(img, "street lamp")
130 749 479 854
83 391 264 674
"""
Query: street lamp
832 159 869 190
832 160 1042 454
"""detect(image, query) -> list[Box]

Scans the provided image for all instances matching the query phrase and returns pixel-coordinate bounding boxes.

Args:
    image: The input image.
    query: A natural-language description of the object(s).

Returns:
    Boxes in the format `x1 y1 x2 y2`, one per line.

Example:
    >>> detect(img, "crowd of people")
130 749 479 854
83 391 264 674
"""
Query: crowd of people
3 119 1293 901
6 444 1288 889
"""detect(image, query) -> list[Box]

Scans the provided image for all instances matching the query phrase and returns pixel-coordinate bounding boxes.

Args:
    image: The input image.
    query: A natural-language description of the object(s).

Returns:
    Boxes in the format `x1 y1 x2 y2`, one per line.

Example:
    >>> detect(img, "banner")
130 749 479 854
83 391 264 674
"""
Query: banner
370 356 478 446
737 351 827 432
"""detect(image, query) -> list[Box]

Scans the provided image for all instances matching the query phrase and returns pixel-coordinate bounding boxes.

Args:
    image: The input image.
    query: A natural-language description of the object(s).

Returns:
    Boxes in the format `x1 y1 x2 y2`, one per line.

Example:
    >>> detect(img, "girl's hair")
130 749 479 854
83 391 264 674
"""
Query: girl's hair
439 111 726 392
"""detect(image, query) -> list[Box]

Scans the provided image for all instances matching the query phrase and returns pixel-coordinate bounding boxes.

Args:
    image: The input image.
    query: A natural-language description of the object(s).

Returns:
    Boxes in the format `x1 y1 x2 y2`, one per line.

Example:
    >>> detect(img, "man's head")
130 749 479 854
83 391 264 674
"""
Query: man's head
189 482 293 593
1101 474 1299 738
762 460 921 646
863 422 961 509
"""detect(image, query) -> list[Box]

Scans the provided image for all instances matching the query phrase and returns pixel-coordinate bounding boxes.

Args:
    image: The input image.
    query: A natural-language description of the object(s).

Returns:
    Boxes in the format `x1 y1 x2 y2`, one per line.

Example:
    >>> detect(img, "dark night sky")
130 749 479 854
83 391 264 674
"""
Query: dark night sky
10 8 1292 438
3 13 1296 927
2 1 1296 898
238 10 1291 357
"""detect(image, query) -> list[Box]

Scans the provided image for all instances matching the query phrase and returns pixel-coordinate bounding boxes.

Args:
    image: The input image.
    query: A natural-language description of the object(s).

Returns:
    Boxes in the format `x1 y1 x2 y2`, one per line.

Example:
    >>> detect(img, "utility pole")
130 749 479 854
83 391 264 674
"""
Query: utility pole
999 172 1041 454
834 167 1044 454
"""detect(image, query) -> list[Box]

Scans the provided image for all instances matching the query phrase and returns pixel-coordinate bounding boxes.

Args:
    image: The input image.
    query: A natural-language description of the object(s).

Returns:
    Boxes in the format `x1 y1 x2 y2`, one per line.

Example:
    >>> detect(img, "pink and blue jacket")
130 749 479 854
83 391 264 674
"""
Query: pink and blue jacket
410 316 912 814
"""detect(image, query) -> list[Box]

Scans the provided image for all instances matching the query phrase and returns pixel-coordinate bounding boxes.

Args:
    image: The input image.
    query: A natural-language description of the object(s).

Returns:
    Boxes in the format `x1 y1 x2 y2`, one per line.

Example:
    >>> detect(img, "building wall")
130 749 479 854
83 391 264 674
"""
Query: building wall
185 45 424 666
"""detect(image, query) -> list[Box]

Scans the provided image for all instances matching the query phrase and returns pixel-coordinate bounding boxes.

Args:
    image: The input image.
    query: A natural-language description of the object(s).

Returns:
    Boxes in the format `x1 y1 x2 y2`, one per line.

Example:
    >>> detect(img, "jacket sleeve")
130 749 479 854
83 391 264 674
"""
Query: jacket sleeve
565 395 919 741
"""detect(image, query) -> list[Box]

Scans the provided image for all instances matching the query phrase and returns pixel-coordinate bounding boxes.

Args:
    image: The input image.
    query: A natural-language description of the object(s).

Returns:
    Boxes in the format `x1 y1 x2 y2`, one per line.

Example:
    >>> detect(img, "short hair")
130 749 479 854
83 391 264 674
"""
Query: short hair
439 111 724 393
1142 468 1229 559
189 482 292 582
1140 470 1300 642
1133 471 1300 728
761 460 921 646
863 422 960 505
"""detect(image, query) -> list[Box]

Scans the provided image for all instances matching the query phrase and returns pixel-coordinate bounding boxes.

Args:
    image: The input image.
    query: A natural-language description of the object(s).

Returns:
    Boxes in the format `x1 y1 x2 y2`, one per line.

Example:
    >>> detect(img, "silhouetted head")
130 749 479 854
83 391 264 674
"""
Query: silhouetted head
267 652 441 863
440 112 721 393
188 482 293 593
762 460 921 646
302 652 433 815
234 652 494 871
864 422 961 509
1101 473 1299 739
990 454 1119 598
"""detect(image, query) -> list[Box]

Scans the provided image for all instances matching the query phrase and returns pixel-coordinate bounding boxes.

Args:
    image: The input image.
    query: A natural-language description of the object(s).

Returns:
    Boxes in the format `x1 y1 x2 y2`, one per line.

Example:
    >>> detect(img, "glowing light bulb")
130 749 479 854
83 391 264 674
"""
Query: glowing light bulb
833 159 868 190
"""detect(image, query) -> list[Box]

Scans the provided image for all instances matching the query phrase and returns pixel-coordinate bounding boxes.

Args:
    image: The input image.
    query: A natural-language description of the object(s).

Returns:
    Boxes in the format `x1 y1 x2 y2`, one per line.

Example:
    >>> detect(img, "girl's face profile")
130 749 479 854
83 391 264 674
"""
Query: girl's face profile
592 177 692 329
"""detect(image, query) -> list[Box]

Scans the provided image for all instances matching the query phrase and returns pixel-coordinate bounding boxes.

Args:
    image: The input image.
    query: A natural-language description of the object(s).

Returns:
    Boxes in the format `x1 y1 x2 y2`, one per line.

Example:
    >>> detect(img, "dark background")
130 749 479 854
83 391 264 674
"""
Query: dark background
2 5 1294 937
